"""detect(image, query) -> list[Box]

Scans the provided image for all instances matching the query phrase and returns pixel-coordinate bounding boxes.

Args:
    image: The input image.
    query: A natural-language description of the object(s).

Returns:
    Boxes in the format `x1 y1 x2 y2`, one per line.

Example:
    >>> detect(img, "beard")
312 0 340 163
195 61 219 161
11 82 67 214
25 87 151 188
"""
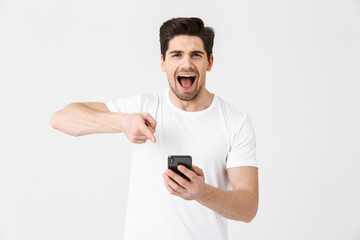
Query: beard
169 80 203 101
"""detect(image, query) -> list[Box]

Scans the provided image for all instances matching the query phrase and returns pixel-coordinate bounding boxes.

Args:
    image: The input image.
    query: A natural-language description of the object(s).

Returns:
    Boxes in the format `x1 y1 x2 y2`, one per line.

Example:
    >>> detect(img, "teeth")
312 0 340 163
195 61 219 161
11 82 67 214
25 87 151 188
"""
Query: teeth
179 75 195 77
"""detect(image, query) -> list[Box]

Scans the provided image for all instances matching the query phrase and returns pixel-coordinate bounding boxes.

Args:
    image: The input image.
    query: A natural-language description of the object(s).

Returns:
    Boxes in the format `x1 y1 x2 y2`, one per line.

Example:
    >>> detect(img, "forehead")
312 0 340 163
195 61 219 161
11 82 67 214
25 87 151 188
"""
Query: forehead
167 35 205 53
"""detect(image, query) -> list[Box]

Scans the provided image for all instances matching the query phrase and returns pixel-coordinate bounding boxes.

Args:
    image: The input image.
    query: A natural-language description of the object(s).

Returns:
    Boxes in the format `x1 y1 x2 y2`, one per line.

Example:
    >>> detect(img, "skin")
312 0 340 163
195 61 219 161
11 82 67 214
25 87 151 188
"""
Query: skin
50 34 258 222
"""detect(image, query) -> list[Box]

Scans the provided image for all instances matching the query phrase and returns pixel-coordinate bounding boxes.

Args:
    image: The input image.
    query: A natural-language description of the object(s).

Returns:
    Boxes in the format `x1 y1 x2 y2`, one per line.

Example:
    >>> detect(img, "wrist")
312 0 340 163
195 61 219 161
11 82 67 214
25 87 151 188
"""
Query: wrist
100 112 127 133
197 184 214 203
114 112 129 133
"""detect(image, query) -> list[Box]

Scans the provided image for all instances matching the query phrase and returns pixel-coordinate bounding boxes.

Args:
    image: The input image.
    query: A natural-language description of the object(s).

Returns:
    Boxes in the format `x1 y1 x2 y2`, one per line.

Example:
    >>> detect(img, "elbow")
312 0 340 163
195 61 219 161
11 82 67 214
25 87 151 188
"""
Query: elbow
242 204 258 223
234 213 256 223
50 111 61 130
243 213 257 223
232 198 258 223
49 109 81 136
229 207 258 223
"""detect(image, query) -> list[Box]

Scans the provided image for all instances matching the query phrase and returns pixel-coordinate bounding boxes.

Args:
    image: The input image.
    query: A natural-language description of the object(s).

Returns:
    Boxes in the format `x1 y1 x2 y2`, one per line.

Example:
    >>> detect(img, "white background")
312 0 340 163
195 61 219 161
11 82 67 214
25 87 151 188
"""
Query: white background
1 0 360 239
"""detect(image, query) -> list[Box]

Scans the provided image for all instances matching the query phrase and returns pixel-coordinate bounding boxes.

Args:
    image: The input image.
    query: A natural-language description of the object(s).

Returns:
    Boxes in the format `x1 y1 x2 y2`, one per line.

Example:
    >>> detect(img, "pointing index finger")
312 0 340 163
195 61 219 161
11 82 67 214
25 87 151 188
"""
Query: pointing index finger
143 124 156 143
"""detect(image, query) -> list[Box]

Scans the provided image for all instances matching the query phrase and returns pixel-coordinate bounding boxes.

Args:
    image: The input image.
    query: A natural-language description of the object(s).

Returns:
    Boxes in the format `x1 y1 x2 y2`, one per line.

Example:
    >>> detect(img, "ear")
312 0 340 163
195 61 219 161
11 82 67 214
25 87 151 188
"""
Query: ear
207 54 214 71
161 55 166 72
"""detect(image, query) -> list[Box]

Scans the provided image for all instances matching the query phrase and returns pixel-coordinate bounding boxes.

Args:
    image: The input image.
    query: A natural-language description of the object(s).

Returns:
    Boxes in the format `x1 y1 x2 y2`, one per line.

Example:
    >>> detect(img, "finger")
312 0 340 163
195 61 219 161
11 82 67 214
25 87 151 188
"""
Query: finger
132 139 146 144
163 173 186 193
147 125 155 134
163 178 182 197
178 165 198 181
133 132 156 143
191 165 204 176
143 113 157 130
166 169 190 188
133 134 149 140
142 125 156 143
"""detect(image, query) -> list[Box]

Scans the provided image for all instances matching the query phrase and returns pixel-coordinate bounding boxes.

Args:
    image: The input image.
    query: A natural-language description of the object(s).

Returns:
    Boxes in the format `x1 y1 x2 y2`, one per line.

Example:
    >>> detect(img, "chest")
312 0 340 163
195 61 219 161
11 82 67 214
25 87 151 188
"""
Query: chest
153 109 229 172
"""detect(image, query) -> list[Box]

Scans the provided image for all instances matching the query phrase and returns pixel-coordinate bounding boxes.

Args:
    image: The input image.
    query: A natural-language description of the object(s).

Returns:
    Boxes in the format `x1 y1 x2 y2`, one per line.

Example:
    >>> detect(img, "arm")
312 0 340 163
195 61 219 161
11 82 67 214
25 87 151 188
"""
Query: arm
162 166 258 223
50 102 157 143
197 166 258 222
50 102 120 136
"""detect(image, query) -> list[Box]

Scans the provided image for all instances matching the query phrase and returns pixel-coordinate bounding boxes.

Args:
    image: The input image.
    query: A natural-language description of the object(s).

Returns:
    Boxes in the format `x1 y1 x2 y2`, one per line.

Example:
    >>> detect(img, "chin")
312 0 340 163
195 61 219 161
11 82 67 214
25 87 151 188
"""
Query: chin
171 84 202 102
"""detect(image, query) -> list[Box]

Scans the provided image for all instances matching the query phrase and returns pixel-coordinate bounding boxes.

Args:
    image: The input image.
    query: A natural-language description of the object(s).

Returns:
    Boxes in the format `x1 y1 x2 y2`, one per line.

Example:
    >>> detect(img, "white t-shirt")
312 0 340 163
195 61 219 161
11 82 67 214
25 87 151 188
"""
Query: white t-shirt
106 89 258 240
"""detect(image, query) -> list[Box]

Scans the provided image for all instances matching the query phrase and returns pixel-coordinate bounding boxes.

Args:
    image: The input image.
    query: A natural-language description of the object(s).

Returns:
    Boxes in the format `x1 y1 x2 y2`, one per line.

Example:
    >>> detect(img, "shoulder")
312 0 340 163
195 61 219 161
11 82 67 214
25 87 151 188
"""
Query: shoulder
216 96 250 128
138 90 162 102
137 89 165 114
138 89 162 105
106 89 165 114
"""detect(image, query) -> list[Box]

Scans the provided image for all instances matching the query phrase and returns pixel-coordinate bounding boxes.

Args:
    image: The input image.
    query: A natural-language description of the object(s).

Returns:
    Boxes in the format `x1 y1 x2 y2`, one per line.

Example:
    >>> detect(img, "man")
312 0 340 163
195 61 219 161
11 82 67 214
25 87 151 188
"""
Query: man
51 17 258 240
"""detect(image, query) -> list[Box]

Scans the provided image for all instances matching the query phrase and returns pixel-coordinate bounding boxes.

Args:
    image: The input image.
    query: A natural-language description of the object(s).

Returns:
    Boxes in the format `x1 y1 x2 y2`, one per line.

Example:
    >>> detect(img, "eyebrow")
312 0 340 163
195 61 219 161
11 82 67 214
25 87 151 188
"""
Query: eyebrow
169 50 205 55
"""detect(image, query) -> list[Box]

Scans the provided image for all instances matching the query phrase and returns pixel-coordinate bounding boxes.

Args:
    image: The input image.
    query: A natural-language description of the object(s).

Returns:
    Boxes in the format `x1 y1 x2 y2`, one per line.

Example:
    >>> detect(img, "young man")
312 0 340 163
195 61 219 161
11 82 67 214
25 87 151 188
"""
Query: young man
51 17 259 240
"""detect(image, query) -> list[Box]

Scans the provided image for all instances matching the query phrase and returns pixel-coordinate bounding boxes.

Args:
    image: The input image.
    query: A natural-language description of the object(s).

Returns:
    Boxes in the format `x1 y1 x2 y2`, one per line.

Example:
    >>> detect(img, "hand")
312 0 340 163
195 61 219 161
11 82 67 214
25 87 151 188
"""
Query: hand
162 165 208 200
120 113 157 143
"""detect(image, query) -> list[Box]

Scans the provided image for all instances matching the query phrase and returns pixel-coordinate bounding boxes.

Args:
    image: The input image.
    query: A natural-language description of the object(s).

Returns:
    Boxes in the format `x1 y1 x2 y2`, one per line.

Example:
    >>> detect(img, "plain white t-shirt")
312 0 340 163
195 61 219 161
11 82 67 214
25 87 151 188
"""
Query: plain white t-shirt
106 89 258 240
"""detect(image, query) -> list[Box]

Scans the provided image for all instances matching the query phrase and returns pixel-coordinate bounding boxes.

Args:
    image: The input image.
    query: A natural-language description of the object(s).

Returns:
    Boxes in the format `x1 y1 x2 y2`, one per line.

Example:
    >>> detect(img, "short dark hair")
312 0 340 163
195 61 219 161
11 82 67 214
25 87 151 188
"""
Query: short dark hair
159 17 215 61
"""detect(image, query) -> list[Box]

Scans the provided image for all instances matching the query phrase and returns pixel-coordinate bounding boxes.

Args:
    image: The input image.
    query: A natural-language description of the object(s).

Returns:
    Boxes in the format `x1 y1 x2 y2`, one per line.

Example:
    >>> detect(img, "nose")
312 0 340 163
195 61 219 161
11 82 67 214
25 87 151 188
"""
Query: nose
180 54 194 69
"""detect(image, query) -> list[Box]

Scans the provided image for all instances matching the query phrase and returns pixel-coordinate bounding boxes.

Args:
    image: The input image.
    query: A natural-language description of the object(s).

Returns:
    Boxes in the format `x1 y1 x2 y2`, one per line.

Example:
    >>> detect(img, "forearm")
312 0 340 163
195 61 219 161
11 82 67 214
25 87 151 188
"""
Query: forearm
50 103 124 136
197 184 258 222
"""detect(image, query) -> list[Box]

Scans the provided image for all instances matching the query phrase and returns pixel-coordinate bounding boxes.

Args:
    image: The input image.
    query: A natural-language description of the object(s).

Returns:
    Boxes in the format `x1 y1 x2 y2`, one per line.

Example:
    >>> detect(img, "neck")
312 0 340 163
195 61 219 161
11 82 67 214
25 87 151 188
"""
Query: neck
169 88 214 112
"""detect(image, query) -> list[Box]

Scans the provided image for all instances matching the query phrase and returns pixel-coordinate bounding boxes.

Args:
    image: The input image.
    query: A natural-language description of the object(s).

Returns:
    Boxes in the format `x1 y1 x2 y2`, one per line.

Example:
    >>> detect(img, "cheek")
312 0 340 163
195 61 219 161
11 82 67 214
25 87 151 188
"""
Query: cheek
199 66 209 76
166 71 175 83
167 67 176 77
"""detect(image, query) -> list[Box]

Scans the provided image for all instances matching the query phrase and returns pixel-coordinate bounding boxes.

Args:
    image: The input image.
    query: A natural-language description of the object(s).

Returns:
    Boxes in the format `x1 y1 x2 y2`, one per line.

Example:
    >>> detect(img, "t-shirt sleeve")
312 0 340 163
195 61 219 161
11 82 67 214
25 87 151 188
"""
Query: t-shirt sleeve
105 94 140 113
226 113 258 169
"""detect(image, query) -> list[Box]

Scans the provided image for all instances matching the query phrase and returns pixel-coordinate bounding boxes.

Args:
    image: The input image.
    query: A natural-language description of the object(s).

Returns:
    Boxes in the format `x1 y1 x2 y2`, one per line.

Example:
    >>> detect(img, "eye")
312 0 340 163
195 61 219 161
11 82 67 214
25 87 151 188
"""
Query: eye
192 53 202 57
172 53 181 57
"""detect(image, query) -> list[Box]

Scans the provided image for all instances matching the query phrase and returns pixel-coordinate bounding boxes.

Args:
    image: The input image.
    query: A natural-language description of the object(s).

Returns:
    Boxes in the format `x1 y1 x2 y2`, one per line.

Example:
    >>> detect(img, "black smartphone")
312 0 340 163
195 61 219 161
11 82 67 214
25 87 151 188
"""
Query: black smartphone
168 155 192 181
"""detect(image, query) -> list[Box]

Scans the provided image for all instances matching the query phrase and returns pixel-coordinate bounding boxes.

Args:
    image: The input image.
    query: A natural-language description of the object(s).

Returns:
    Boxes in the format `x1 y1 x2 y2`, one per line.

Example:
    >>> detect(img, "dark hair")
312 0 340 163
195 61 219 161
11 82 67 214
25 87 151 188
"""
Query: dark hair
159 17 215 60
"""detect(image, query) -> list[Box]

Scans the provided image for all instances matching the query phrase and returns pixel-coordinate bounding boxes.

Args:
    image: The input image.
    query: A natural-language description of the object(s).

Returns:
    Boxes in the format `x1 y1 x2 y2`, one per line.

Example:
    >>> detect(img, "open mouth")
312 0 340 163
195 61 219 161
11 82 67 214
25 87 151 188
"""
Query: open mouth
177 74 197 89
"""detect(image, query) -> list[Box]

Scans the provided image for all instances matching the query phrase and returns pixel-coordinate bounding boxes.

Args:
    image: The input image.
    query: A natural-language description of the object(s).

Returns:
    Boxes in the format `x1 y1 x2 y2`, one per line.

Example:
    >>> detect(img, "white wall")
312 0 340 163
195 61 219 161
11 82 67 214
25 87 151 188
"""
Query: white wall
0 0 359 239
